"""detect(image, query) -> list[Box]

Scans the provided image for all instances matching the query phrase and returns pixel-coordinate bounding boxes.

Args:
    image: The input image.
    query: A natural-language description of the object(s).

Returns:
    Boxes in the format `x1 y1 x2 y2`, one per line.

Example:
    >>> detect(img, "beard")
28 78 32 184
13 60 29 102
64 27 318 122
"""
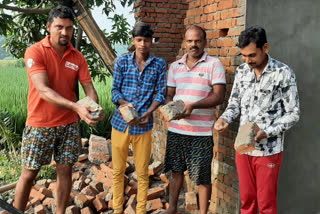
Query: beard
58 36 69 46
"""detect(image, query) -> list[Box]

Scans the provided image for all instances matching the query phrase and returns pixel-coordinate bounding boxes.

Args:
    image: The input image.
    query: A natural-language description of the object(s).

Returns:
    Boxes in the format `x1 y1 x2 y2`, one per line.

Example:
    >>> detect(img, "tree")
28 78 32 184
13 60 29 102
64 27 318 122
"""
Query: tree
0 0 134 81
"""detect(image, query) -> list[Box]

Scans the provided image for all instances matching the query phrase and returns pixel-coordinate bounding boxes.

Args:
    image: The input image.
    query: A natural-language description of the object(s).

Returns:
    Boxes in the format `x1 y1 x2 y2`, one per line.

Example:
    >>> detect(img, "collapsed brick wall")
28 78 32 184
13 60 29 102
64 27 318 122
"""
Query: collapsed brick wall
135 0 246 213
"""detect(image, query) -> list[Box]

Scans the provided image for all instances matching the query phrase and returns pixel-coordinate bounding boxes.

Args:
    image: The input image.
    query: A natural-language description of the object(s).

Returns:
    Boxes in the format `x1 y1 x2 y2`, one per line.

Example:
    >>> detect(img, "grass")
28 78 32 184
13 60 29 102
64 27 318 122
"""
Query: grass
0 61 115 139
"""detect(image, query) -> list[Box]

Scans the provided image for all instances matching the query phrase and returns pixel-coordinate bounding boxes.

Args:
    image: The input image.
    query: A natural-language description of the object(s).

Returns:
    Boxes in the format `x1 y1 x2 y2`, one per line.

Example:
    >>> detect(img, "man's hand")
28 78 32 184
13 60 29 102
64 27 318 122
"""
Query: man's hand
176 104 193 119
214 118 229 133
76 105 98 127
138 111 151 127
254 130 267 142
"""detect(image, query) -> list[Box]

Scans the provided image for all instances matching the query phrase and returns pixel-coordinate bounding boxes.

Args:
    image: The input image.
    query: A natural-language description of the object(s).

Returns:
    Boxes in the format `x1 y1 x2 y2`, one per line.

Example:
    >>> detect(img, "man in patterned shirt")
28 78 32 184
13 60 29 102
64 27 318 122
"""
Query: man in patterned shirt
215 26 300 214
163 25 226 214
110 22 166 214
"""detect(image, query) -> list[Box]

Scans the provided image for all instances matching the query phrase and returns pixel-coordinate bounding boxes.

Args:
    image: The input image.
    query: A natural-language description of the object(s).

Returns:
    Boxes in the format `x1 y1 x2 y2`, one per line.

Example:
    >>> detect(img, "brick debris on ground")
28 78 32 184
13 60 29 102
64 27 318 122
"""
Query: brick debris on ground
4 135 202 214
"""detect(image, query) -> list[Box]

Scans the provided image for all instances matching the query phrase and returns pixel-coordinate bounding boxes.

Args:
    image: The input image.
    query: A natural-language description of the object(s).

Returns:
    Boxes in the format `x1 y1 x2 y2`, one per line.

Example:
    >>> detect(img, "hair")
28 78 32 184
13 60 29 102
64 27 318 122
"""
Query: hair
238 26 267 49
132 22 154 38
185 25 207 40
48 5 74 23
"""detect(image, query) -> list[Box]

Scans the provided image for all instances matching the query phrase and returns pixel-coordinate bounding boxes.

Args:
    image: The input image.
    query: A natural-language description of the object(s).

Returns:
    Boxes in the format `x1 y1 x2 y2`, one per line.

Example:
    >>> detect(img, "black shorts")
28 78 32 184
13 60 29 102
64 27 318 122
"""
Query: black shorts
163 131 214 185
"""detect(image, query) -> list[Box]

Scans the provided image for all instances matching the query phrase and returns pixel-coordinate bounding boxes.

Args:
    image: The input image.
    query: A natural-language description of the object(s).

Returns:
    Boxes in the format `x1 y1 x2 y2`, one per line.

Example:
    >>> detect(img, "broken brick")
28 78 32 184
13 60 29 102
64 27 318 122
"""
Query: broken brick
148 161 163 176
42 197 55 207
118 104 139 125
159 100 185 121
147 187 165 200
146 198 163 212
80 207 93 214
234 122 260 154
30 189 46 201
92 197 108 212
185 192 198 211
66 205 80 214
74 193 90 208
34 204 45 214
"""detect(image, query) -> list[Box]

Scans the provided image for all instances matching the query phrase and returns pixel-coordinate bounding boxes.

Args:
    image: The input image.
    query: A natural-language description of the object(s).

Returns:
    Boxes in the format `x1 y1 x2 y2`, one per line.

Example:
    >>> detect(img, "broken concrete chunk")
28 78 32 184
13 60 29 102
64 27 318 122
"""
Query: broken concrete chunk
77 96 104 119
118 105 139 125
159 100 185 121
234 122 260 154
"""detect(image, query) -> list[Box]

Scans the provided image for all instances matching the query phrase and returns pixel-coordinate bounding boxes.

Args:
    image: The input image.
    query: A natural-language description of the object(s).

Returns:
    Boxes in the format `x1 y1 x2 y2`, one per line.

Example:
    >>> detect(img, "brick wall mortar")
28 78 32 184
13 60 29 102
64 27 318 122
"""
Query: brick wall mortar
135 0 247 213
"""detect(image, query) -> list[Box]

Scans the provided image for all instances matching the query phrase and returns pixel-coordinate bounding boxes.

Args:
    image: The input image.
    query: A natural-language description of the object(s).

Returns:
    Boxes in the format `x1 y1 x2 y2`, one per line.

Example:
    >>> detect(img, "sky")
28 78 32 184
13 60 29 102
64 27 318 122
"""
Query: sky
91 2 135 32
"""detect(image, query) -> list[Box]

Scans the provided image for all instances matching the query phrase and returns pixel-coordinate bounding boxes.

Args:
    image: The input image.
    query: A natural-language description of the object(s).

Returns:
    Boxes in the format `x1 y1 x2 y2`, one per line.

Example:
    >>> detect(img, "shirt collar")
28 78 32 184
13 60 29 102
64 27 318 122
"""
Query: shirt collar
41 35 76 52
130 51 155 66
262 54 274 73
178 52 208 64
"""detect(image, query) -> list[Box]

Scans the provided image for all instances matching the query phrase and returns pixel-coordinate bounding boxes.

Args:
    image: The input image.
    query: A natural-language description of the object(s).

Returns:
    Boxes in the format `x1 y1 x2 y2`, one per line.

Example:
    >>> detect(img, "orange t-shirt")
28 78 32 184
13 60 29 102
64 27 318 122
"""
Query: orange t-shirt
25 35 92 127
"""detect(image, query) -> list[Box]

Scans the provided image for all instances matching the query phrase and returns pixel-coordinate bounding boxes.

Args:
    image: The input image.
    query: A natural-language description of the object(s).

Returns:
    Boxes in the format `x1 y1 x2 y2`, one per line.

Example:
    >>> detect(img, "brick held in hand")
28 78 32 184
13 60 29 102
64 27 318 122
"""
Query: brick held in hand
234 122 260 154
118 104 139 125
76 96 104 119
159 100 185 121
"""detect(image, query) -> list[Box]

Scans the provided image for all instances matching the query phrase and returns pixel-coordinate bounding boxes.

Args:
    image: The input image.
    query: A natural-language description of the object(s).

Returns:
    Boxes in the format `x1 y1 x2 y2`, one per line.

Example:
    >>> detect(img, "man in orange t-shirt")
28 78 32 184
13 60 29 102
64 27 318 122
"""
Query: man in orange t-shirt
13 5 103 214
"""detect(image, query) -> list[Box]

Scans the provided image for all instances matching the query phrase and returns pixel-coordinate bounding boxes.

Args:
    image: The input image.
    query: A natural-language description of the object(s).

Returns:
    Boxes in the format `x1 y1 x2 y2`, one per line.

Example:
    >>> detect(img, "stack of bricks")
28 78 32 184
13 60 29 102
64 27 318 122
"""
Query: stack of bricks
21 135 172 214
135 0 247 213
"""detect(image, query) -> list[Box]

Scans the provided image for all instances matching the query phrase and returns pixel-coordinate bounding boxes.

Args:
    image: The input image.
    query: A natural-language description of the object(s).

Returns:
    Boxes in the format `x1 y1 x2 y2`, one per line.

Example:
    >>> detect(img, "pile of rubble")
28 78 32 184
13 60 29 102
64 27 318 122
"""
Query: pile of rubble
2 134 200 214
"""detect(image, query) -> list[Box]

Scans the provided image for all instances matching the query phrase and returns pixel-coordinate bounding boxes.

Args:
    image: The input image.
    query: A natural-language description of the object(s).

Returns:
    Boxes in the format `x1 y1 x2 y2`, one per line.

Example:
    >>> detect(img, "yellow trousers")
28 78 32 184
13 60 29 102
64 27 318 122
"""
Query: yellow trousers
111 128 151 214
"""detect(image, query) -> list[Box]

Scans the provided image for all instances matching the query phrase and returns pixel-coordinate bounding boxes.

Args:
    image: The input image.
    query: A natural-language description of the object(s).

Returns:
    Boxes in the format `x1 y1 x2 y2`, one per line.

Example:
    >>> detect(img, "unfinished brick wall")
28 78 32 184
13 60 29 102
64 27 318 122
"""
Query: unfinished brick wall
135 0 246 213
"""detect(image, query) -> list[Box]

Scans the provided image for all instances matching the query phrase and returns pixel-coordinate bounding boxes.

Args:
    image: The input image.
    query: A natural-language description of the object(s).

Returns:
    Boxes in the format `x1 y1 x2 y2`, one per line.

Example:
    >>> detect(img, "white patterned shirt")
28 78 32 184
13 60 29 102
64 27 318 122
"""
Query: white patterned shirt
221 56 300 156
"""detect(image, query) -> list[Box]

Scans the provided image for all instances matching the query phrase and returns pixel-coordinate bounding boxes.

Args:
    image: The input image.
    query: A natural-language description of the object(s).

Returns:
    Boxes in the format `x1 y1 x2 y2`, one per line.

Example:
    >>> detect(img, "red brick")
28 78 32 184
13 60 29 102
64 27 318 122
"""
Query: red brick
88 135 111 164
96 191 108 200
124 203 136 214
30 189 46 201
185 192 198 211
93 197 108 212
34 204 45 214
217 19 232 29
147 187 165 200
42 197 55 207
204 4 217 13
100 163 114 179
148 161 163 176
66 205 80 214
128 180 138 189
80 207 93 214
72 171 83 181
218 0 234 10
221 10 229 19
108 199 113 209
26 198 41 209
229 8 240 18
126 194 137 208
74 193 90 208
39 187 53 198
125 185 137 196
146 198 163 212
159 173 169 183
81 185 99 196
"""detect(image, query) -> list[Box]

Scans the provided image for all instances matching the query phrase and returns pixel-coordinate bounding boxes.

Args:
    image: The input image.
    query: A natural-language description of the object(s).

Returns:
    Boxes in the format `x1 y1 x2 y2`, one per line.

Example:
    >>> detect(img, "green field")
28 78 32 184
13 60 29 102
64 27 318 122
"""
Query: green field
0 60 115 139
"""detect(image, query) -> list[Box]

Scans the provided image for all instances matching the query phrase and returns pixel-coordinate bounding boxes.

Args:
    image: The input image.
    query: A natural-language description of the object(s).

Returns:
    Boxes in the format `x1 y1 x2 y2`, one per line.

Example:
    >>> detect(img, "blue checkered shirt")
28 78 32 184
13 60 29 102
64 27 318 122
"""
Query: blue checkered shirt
111 52 167 135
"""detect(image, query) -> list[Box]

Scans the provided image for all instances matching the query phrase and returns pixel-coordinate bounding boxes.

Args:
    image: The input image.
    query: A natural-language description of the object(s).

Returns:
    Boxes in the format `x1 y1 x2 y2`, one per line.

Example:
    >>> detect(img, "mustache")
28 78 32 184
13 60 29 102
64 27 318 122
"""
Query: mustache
190 46 199 50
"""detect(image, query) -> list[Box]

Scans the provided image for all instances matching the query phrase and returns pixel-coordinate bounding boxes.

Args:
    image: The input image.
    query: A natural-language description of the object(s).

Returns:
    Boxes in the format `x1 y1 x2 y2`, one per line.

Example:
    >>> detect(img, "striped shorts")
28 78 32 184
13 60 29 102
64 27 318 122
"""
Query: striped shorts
163 131 214 185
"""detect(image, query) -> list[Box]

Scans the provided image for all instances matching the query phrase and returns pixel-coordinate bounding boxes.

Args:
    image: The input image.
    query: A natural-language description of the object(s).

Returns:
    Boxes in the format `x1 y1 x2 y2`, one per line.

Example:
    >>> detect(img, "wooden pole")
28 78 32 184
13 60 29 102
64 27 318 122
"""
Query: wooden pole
72 0 117 76
0 182 17 194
